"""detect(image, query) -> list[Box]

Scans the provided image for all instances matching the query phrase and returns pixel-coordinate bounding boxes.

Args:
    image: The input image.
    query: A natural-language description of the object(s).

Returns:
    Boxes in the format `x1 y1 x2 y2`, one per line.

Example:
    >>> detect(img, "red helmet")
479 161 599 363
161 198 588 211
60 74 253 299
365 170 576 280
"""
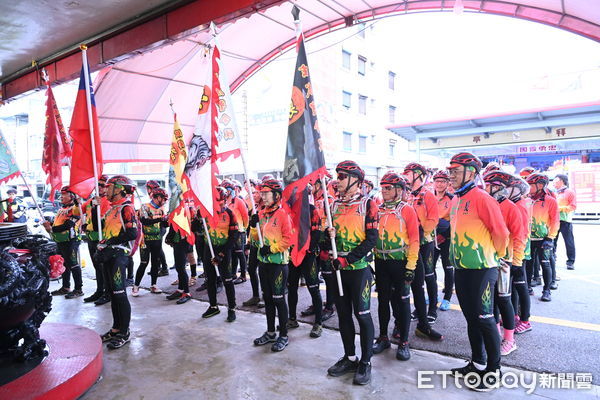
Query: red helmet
448 152 483 173
519 167 535 178
146 180 160 190
482 162 501 175
216 186 228 202
525 173 549 186
336 160 365 181
260 178 283 194
221 179 235 190
108 175 136 194
380 172 405 189
60 186 74 195
403 162 427 176
432 170 450 181
508 176 530 196
363 179 374 188
151 187 169 200
483 171 513 187
99 174 110 183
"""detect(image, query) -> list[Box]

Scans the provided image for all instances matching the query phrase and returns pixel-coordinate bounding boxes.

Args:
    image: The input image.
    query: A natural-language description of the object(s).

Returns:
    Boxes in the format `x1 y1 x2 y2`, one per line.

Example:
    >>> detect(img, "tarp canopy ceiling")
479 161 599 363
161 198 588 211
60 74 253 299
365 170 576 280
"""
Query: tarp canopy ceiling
3 0 600 162
92 0 600 163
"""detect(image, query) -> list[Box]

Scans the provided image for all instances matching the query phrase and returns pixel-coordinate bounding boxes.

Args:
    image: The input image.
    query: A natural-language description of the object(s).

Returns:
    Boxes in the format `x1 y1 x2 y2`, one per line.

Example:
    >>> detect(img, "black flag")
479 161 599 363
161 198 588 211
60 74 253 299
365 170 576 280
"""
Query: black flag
282 12 327 266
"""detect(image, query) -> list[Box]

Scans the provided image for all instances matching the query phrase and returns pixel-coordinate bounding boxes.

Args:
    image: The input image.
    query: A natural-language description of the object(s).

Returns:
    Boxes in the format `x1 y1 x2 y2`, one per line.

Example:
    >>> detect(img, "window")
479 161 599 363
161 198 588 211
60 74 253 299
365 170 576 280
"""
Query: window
342 50 351 70
388 71 396 90
389 139 396 157
359 135 367 154
358 24 366 38
359 95 367 115
342 91 352 109
343 131 352 151
358 56 366 76
389 105 396 124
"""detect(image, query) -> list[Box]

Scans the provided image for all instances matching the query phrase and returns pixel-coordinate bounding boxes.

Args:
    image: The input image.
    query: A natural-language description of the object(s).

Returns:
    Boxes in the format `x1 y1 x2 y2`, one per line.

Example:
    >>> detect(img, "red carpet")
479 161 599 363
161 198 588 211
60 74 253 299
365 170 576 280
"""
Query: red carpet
0 323 103 400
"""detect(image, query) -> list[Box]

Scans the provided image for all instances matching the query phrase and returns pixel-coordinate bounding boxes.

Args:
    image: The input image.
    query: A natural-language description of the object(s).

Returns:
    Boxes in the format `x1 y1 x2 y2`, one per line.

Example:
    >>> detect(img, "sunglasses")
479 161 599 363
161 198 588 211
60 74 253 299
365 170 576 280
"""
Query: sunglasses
337 173 348 181
98 184 106 188
381 185 395 191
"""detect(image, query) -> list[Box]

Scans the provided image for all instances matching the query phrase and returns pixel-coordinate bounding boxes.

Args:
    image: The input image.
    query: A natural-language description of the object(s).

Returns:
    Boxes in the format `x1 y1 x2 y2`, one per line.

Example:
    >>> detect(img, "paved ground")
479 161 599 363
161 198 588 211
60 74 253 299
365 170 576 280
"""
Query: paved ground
53 222 600 397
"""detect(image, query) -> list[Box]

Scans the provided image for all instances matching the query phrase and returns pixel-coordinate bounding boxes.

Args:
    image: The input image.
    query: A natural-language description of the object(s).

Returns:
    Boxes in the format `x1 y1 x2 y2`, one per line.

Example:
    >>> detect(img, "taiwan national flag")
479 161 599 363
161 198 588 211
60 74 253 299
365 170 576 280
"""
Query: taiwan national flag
68 64 103 198
282 25 327 266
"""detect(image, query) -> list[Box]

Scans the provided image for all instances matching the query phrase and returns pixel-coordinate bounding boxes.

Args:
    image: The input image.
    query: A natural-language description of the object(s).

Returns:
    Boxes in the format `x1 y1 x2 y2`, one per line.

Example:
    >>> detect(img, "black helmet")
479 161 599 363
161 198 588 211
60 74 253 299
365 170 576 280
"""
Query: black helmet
380 171 405 189
525 173 549 187
259 178 283 194
448 152 483 173
403 162 428 176
336 160 365 181
483 171 513 187
108 175 136 194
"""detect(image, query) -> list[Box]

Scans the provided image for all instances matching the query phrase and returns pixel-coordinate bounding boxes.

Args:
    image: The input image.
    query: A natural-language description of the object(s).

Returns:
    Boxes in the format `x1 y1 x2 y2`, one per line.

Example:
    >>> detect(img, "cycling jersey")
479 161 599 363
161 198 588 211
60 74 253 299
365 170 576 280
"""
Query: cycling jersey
103 199 137 251
498 198 527 266
331 194 378 270
375 200 419 270
512 198 532 265
449 184 509 269
83 197 111 241
206 207 237 247
530 194 559 240
254 204 293 264
436 192 453 221
556 187 576 223
139 202 165 241
52 203 81 243
407 187 439 244
229 196 249 232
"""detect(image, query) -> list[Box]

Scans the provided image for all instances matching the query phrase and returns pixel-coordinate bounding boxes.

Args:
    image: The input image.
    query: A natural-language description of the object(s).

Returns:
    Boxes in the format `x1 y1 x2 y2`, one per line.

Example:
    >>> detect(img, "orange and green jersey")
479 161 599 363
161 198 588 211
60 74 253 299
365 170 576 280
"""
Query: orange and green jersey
206 207 237 247
229 196 249 231
556 187 576 222
331 194 378 270
83 197 111 241
436 192 453 221
407 187 439 244
449 184 509 269
375 201 420 270
253 205 293 264
103 199 137 251
513 197 532 264
139 202 165 241
52 203 81 243
498 199 527 266
530 194 559 240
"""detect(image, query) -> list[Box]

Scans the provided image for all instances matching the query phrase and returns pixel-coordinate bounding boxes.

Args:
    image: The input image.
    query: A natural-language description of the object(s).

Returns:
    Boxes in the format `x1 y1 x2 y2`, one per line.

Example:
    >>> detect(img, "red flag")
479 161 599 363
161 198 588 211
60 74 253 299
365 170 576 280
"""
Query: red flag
69 65 103 198
43 84 71 201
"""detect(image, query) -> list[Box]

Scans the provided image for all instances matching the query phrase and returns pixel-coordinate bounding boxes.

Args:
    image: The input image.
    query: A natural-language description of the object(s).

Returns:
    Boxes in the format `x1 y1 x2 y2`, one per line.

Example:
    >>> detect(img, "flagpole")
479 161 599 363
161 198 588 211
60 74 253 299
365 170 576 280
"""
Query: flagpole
209 23 264 247
202 217 220 277
80 44 103 241
320 176 344 297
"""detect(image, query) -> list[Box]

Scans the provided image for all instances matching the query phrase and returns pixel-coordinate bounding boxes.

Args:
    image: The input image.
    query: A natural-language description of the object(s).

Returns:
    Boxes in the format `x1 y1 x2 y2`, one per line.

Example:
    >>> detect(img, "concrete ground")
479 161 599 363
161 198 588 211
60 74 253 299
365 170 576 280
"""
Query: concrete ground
44 223 600 398
47 289 599 400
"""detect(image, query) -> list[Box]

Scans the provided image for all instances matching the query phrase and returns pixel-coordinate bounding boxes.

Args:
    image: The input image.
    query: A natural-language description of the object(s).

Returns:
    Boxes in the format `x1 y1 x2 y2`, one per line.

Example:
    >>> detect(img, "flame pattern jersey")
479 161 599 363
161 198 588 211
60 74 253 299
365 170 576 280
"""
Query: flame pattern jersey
407 188 439 244
449 186 509 270
253 205 293 264
437 193 453 221
331 195 378 270
206 207 237 246
139 202 165 241
52 204 81 242
375 201 420 270
229 196 249 231
498 199 527 266
83 197 111 241
556 187 576 222
530 195 560 240
513 197 532 264
103 199 137 251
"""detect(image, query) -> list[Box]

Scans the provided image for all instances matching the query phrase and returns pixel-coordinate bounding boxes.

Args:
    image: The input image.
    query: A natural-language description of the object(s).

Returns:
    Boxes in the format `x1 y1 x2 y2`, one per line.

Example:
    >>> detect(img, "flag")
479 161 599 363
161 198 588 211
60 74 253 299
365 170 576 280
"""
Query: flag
282 28 327 266
43 84 71 201
0 131 20 184
168 115 194 244
185 49 220 221
213 45 243 162
68 64 103 198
